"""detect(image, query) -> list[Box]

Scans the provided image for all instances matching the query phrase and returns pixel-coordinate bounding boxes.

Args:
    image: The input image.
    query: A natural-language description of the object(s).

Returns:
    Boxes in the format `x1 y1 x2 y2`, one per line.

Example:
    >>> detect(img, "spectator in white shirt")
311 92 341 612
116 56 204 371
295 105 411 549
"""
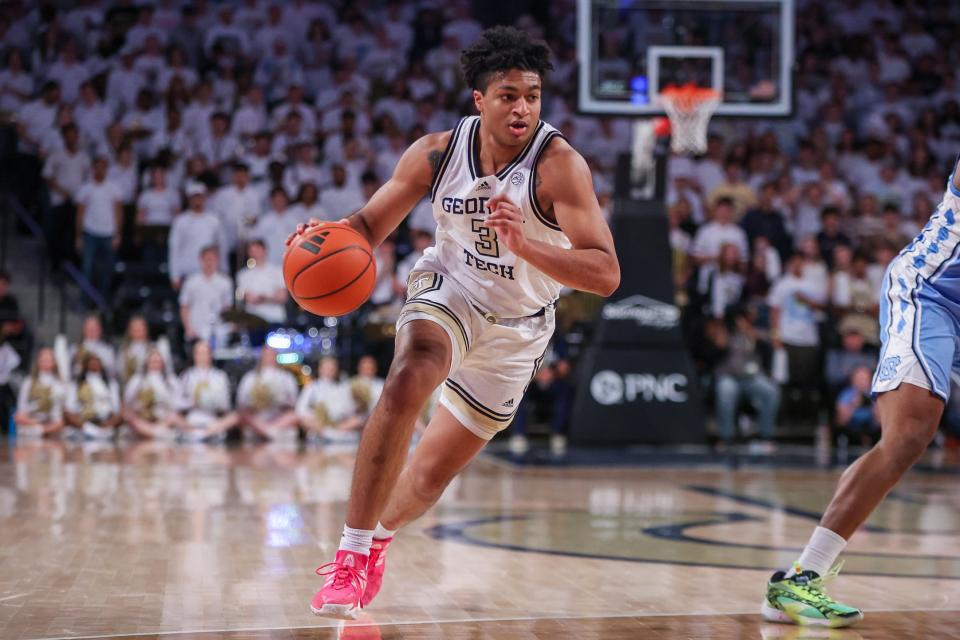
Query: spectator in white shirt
75 157 123 303
122 349 183 440
244 131 276 185
255 40 305 104
64 352 122 440
769 253 828 386
251 187 301 265
18 81 61 155
134 34 167 85
106 48 144 115
271 110 311 159
179 245 233 344
137 165 180 227
213 163 261 256
289 183 329 222
397 228 434 287
231 85 267 143
0 49 33 114
236 347 299 442
157 46 198 93
193 111 242 176
126 5 166 51
691 197 749 266
14 348 67 438
46 38 89 105
168 182 225 288
107 144 139 208
283 142 326 196
42 124 91 268
149 107 190 161
271 83 317 135
237 239 288 324
182 81 216 140
204 5 251 58
320 164 365 218
74 81 112 154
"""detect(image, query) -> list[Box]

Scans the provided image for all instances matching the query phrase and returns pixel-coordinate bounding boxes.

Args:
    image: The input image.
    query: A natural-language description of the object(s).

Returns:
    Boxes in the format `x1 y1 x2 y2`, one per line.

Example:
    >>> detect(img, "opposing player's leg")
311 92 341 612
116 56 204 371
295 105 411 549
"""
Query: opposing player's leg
311 319 451 619
361 405 489 607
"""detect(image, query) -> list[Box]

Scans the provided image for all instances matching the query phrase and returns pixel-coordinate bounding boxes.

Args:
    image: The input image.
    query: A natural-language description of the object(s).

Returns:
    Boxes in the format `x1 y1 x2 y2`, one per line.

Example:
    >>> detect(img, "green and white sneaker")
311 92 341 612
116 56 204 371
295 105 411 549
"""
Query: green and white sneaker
762 564 863 628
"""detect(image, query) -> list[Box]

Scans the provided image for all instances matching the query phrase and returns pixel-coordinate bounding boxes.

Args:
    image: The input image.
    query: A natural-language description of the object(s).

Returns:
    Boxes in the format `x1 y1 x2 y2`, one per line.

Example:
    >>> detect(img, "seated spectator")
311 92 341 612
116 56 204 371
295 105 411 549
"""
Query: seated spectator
64 353 122 440
704 311 780 451
690 197 748 266
251 187 301 265
508 352 574 455
176 341 238 442
122 349 182 440
179 246 233 346
816 206 852 269
236 239 288 325
825 323 877 394
370 239 403 307
236 347 299 441
769 254 826 387
0 331 21 433
702 243 745 319
320 164 364 219
831 251 880 345
296 356 355 442
283 142 326 198
835 366 880 446
14 347 66 438
168 182 225 289
64 314 117 379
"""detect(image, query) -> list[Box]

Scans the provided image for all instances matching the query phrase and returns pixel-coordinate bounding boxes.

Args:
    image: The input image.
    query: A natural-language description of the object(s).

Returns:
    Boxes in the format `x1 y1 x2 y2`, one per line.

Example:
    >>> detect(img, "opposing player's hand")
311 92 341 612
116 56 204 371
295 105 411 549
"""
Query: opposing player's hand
485 194 527 256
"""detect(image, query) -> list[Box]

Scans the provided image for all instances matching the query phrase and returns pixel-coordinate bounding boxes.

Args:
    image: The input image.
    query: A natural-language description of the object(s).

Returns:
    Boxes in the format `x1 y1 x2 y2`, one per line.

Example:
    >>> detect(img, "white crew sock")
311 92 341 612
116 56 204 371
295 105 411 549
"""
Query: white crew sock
789 526 847 577
338 525 374 555
373 522 397 540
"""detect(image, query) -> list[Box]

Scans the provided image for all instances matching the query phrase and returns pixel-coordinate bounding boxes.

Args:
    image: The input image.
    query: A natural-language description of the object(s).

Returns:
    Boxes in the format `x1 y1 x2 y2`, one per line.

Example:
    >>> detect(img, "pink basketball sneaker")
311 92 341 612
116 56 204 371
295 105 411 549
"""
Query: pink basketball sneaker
361 537 393 608
311 550 368 619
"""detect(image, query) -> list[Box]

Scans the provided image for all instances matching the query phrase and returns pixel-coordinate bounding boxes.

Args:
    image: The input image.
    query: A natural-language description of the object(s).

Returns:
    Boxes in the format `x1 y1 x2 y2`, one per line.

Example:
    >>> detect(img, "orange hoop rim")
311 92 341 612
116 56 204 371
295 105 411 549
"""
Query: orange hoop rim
658 84 721 113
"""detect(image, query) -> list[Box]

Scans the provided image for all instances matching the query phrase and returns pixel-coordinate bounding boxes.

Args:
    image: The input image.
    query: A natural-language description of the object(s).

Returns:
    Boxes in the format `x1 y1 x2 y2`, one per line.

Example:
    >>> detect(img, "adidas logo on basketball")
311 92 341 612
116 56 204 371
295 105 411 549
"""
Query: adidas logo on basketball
477 180 491 191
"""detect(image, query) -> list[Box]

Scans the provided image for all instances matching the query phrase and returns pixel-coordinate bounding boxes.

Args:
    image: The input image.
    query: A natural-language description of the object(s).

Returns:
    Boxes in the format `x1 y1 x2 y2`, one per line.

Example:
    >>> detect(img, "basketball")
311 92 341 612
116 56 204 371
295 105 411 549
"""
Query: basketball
283 221 376 316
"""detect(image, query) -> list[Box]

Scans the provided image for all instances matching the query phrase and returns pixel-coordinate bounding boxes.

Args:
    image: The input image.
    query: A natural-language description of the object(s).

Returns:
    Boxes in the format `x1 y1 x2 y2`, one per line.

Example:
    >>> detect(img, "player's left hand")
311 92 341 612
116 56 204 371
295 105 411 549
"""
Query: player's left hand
485 193 527 256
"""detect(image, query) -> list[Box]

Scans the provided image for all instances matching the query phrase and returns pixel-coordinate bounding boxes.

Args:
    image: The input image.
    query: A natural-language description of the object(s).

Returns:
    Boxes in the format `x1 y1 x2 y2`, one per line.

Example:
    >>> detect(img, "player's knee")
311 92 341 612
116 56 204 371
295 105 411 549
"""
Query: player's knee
880 419 937 468
383 341 447 407
409 463 450 503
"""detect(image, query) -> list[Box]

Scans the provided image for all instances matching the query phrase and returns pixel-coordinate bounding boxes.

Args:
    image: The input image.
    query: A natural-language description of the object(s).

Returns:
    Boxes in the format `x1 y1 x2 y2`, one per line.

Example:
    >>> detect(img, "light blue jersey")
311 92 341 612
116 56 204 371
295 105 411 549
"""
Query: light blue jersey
873 173 960 400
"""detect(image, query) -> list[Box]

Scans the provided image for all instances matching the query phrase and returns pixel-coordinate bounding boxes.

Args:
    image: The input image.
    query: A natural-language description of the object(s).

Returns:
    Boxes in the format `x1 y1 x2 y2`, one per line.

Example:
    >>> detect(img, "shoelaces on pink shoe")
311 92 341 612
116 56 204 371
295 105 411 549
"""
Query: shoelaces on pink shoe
316 561 365 593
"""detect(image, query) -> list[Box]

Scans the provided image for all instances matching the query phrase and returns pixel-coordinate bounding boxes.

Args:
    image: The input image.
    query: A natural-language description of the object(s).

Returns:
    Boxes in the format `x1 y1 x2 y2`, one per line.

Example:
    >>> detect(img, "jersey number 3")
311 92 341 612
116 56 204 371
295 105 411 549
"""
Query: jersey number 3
471 218 500 258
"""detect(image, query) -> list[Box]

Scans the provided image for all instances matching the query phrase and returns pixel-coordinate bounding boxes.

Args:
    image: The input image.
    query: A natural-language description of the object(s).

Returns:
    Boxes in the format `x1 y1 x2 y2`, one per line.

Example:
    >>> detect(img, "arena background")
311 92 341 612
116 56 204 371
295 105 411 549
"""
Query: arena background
1 0 960 638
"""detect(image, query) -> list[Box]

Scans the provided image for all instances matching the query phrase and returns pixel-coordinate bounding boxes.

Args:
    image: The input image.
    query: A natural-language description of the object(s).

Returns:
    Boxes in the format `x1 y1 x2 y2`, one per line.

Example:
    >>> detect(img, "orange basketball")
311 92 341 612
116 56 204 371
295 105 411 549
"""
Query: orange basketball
283 222 376 316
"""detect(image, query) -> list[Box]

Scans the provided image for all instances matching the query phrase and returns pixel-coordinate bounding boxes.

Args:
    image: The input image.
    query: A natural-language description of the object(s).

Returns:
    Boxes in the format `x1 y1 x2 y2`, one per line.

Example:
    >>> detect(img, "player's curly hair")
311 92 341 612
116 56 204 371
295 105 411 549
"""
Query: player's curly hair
460 26 554 92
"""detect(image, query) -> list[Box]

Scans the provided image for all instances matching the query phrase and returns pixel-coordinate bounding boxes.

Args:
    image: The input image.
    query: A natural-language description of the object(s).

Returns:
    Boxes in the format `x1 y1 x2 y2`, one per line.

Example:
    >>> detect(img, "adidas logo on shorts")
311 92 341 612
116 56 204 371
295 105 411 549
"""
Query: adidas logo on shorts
502 398 514 408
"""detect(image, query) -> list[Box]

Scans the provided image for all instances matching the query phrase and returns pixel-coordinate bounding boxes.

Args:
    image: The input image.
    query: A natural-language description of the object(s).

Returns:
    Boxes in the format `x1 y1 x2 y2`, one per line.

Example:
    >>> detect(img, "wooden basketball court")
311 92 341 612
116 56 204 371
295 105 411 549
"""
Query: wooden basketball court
2 440 958 639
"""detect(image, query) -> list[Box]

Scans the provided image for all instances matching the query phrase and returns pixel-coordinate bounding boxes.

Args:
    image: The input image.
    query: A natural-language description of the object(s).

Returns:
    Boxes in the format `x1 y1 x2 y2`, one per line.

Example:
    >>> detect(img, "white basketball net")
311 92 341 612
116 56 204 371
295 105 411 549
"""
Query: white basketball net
659 86 720 156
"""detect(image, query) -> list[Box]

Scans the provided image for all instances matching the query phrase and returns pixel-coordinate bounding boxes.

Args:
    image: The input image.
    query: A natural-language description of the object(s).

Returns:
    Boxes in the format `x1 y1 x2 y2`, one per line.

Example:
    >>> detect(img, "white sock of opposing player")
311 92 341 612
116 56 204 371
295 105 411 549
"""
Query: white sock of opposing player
373 522 397 540
788 526 847 577
338 525 374 556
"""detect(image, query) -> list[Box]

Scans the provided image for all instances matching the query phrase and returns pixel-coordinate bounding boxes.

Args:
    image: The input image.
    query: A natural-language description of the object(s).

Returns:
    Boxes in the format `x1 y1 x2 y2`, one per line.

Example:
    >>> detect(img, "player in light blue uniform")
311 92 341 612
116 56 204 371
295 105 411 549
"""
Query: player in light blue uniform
762 159 960 628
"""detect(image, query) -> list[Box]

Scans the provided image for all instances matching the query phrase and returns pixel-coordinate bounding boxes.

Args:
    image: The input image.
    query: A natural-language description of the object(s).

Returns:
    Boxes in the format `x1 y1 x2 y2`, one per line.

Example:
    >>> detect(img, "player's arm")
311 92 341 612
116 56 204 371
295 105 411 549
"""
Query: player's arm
485 140 620 297
289 131 450 249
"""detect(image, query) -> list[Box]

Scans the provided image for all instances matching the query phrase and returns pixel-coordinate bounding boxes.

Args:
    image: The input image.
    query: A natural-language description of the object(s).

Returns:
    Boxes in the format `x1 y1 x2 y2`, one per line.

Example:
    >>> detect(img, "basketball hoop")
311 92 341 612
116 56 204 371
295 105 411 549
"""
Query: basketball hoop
658 84 721 156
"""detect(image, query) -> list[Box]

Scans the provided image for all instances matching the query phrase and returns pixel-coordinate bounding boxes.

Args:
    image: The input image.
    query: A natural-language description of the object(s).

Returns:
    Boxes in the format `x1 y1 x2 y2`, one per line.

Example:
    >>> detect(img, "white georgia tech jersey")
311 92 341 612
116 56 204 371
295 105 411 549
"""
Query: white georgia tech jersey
414 115 573 317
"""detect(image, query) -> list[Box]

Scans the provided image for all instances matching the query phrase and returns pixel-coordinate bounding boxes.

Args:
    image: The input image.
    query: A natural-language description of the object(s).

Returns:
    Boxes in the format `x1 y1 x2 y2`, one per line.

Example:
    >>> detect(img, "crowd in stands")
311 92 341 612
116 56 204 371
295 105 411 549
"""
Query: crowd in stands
2 0 960 450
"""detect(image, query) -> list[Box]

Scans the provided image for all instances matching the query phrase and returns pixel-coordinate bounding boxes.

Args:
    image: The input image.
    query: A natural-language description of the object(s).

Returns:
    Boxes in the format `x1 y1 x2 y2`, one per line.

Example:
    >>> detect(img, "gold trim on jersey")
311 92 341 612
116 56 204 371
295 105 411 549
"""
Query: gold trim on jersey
402 299 470 358
441 382 515 434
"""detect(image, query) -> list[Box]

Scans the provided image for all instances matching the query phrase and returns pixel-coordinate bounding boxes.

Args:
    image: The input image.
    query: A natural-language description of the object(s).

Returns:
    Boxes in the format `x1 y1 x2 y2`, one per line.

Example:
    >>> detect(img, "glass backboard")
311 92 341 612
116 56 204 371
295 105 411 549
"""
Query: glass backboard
577 0 795 117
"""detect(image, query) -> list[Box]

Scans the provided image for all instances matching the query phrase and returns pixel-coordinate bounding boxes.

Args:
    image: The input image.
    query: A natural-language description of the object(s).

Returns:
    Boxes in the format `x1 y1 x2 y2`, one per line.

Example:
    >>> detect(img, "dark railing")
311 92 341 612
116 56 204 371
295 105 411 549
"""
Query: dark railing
1 193 111 333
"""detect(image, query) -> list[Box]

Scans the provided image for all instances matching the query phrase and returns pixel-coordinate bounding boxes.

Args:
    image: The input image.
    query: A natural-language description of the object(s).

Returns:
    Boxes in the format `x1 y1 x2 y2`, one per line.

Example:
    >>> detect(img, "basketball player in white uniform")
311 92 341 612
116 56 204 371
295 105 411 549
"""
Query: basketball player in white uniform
289 27 620 619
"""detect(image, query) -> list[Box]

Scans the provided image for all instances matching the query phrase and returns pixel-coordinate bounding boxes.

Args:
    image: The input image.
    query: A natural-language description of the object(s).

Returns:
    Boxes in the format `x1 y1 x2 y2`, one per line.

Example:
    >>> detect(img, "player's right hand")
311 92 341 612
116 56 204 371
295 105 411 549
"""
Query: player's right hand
285 218 351 246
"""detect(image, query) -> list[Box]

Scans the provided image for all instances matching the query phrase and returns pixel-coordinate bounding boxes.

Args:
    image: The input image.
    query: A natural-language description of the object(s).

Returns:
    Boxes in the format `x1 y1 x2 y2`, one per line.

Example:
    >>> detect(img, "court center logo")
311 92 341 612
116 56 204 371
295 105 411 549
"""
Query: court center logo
590 370 624 405
601 295 680 329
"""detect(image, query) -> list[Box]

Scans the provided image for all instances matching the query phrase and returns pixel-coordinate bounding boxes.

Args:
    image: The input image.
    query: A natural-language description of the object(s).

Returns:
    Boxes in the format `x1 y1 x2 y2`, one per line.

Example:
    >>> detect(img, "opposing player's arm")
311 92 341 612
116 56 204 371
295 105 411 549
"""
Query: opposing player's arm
289 131 450 249
953 155 960 193
485 139 620 297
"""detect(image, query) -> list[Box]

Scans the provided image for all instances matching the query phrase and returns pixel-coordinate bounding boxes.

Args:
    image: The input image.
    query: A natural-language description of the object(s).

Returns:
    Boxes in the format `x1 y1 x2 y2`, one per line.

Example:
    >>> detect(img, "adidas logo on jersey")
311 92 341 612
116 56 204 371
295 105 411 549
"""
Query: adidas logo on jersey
477 180 491 191
502 398 514 408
